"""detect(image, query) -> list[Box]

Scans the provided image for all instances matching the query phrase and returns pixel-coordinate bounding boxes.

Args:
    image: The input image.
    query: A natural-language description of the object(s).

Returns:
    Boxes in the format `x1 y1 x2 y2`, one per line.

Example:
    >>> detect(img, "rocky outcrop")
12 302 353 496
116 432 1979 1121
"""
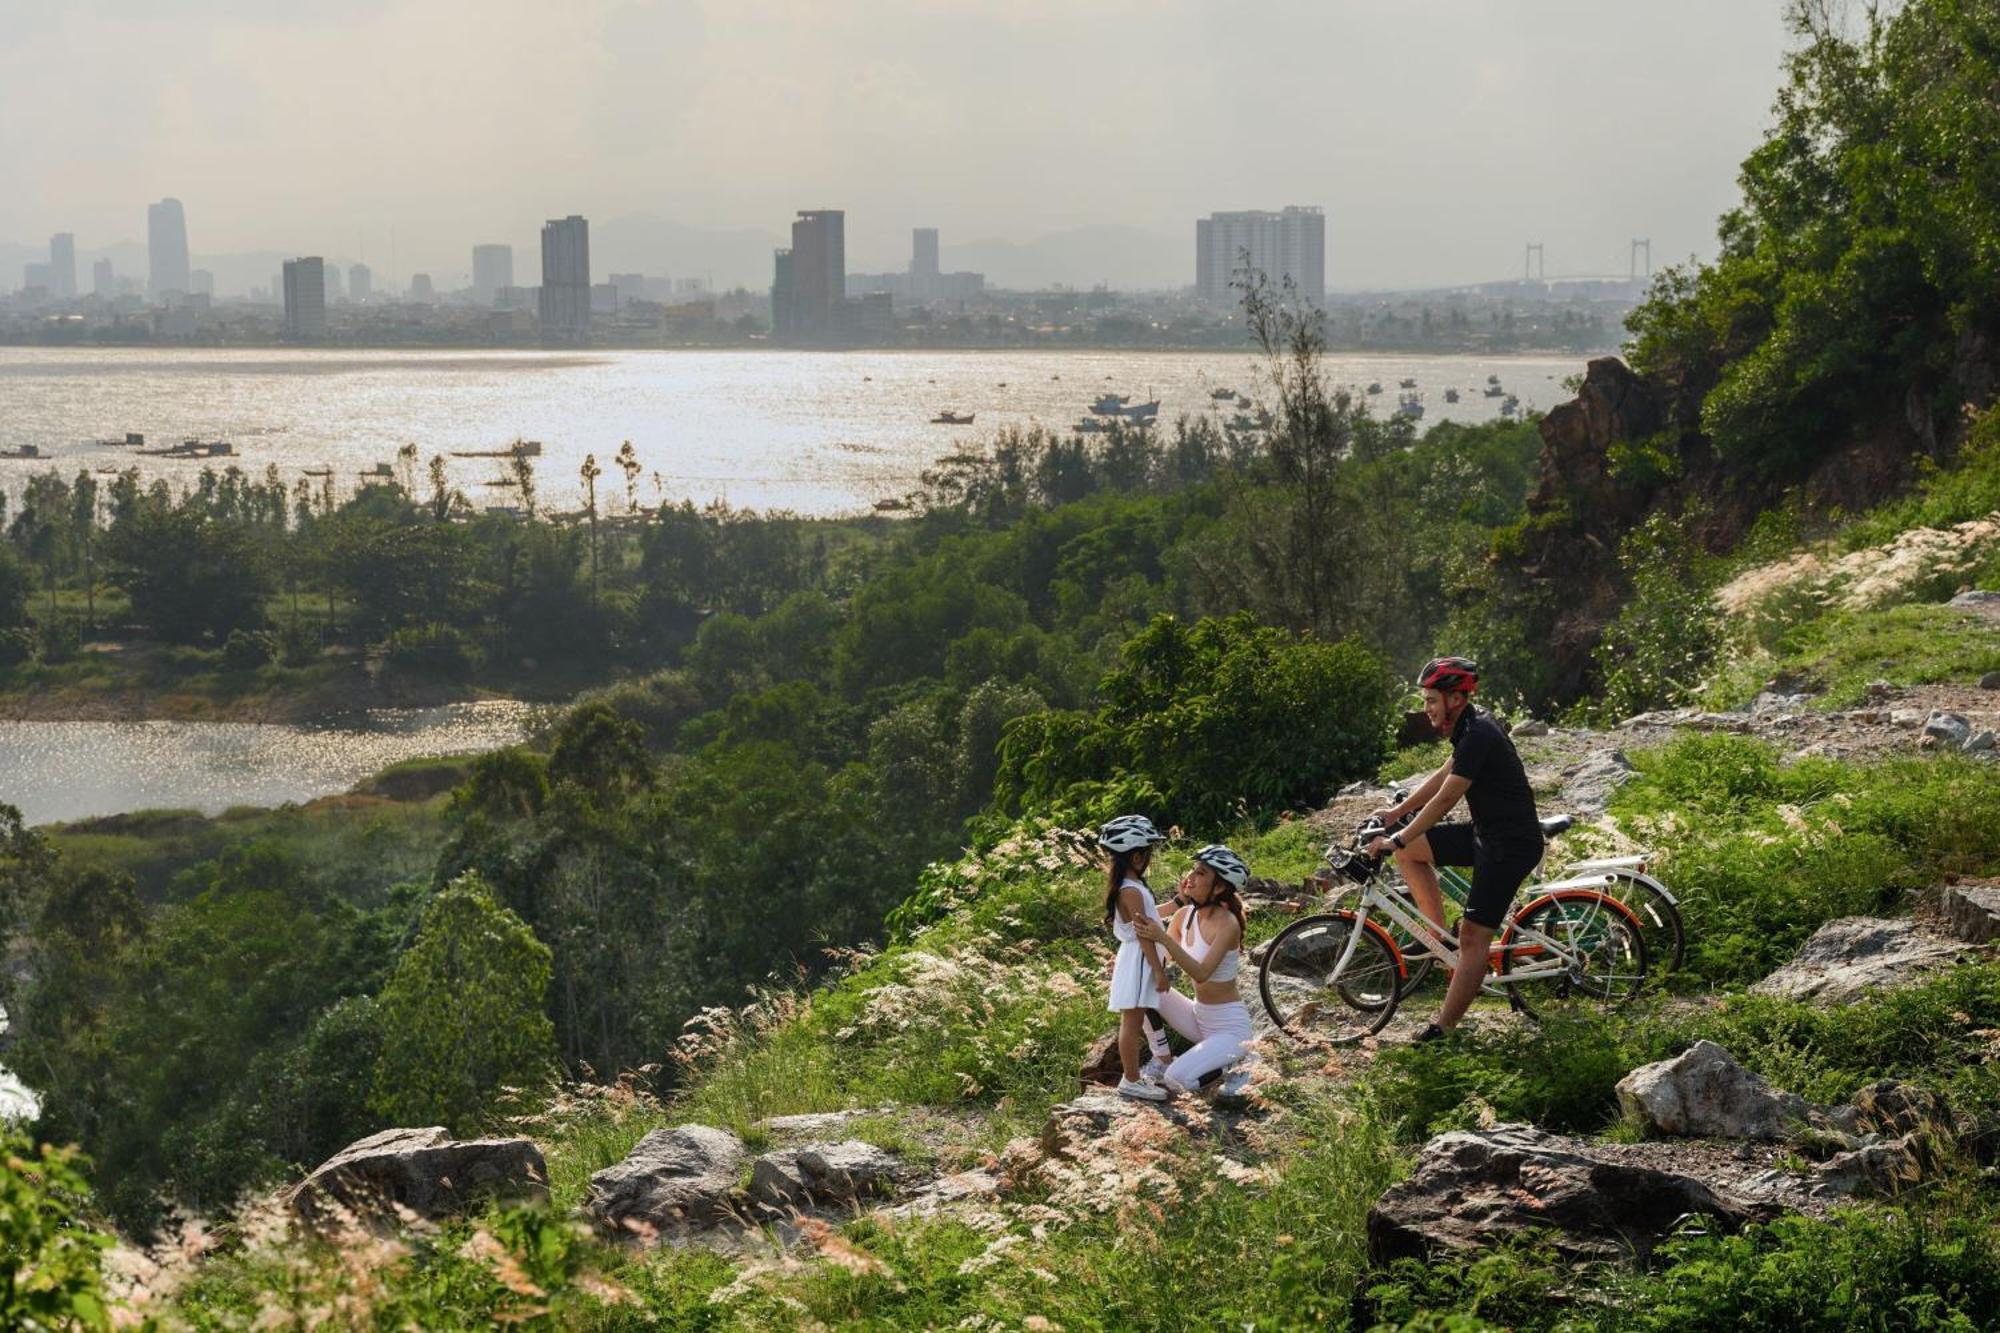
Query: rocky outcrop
1367 1124 1779 1263
584 1124 746 1238
1943 879 2000 944
1750 917 1977 1004
1039 1088 1215 1158
747 1140 902 1214
1617 1041 1813 1141
1558 749 1635 816
288 1127 548 1231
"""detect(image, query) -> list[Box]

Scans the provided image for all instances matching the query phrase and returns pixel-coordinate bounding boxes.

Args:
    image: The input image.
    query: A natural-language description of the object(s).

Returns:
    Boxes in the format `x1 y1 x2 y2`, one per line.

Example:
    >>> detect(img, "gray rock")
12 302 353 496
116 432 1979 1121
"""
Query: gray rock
1366 1124 1781 1263
1981 672 2000 691
1750 917 1974 1004
1965 730 1997 754
756 1110 871 1138
584 1124 746 1237
1675 712 1757 734
747 1140 900 1214
1079 1029 1126 1089
1750 691 1812 715
1848 1080 1953 1139
1948 589 2000 610
1510 717 1551 738
1617 1041 1813 1141
288 1127 548 1232
1559 750 1635 816
1039 1088 1213 1158
1812 1131 1929 1199
1890 709 1926 729
1944 880 2000 944
1924 711 1973 746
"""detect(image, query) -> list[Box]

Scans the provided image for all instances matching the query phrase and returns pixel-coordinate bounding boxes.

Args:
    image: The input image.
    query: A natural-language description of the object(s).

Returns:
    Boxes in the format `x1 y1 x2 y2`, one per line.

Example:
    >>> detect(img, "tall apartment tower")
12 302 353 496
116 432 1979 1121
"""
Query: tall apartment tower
348 262 373 303
538 216 590 344
282 256 327 340
1195 206 1325 305
788 210 845 341
49 233 76 299
148 198 191 299
93 258 115 298
770 249 797 340
472 243 513 305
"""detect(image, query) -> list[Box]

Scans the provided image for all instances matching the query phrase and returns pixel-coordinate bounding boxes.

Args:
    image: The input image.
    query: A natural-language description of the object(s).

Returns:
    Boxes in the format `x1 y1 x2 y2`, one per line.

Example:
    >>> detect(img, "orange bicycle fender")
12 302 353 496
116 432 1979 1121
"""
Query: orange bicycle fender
1501 887 1648 948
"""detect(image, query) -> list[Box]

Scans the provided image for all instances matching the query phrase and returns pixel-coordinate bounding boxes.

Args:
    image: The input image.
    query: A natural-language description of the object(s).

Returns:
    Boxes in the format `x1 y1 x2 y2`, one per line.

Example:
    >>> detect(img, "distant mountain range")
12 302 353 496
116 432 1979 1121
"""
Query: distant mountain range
4 216 1194 298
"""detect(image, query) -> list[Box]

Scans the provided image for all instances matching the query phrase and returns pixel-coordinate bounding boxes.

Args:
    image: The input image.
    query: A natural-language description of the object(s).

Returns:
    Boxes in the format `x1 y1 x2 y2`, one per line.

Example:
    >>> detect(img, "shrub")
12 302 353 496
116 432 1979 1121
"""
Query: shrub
383 623 482 683
221 628 279 670
0 626 37 668
0 1131 113 1330
1593 513 1724 721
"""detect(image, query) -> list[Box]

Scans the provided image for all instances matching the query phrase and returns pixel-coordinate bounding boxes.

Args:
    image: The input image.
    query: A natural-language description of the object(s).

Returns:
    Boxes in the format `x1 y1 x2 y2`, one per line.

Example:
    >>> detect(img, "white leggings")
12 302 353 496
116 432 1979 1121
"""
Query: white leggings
1154 990 1253 1090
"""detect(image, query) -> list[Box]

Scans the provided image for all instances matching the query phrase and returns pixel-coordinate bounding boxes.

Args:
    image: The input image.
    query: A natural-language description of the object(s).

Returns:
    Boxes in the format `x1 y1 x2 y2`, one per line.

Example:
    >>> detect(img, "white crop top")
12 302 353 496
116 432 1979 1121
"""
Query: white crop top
1178 906 1241 983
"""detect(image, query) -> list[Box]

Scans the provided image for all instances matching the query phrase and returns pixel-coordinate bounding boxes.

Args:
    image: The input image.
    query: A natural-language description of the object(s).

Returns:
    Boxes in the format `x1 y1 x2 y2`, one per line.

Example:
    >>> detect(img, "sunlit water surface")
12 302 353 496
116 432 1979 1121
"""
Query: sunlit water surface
0 347 1584 511
0 701 540 827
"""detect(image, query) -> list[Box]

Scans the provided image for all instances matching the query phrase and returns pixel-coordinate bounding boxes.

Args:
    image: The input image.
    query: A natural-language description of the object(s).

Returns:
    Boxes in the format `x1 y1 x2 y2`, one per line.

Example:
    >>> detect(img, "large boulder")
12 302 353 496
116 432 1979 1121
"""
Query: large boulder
1559 750 1635 816
288 1127 548 1231
1617 1041 1813 1141
1039 1088 1214 1158
747 1140 902 1214
584 1124 746 1238
1943 880 2000 944
1750 917 1975 1004
1367 1124 1778 1264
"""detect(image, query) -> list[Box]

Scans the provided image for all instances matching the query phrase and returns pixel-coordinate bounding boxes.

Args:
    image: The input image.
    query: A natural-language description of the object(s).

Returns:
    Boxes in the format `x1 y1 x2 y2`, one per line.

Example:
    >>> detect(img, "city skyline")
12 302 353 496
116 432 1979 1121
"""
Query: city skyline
0 1 1796 290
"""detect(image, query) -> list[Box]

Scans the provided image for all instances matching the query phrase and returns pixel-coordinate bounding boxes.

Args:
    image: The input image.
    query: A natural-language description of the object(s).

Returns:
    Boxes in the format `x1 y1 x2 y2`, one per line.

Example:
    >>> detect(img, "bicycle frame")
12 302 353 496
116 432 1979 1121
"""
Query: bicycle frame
1327 871 1629 988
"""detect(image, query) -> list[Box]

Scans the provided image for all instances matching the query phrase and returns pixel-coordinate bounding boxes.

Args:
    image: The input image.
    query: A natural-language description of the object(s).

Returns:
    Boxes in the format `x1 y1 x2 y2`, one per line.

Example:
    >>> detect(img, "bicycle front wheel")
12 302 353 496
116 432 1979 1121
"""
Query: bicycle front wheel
1259 912 1404 1044
1500 892 1648 1021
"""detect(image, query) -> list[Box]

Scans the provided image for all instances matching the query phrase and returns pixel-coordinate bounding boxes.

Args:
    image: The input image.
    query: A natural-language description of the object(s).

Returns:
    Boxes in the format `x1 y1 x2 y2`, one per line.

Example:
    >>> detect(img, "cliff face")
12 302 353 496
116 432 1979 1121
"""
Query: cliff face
1501 347 1988 707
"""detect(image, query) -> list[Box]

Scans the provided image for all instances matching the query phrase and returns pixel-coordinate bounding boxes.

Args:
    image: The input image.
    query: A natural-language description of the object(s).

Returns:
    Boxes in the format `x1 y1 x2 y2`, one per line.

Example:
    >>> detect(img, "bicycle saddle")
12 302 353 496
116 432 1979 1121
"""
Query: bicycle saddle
1539 815 1574 837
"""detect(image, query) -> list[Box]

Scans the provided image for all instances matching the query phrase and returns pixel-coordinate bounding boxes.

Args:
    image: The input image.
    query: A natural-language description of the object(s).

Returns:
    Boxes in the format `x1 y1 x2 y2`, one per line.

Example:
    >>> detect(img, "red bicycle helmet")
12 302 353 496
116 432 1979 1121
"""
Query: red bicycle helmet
1417 656 1479 694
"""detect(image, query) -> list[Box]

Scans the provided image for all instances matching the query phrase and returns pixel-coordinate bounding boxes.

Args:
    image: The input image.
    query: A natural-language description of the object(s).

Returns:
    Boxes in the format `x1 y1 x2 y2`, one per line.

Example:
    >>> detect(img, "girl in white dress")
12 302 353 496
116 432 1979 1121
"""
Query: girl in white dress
1098 814 1172 1101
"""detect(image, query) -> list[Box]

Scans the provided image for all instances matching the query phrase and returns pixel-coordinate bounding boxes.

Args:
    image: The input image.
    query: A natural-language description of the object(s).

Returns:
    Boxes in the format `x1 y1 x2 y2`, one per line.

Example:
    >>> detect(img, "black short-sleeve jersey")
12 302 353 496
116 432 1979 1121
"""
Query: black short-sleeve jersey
1449 707 1542 842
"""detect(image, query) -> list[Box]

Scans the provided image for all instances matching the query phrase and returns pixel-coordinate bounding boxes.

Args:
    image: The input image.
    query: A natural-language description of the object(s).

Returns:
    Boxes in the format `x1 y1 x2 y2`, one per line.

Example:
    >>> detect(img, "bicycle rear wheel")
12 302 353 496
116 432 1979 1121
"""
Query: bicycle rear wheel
1259 912 1404 1044
1596 871 1685 975
1500 892 1648 1021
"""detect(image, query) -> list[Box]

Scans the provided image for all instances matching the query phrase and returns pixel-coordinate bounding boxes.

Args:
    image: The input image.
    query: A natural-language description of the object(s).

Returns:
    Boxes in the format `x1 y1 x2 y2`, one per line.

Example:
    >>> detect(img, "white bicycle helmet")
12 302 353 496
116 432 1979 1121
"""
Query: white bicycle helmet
1193 844 1250 889
1097 814 1166 853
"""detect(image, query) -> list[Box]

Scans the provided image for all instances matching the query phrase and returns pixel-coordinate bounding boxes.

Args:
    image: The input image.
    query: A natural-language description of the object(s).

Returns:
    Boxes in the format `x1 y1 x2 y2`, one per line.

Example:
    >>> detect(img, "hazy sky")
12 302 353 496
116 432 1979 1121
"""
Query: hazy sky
0 0 1797 289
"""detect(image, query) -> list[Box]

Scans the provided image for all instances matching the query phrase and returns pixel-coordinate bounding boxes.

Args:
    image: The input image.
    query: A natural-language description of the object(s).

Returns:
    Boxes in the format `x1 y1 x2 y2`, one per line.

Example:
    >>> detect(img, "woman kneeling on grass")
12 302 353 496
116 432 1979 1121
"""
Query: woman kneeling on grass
1133 844 1254 1096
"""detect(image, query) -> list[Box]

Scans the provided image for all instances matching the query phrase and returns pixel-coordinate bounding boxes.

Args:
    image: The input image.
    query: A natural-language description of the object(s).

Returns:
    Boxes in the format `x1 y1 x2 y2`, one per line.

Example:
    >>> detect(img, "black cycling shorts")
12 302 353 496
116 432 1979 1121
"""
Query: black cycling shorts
1418 822 1544 930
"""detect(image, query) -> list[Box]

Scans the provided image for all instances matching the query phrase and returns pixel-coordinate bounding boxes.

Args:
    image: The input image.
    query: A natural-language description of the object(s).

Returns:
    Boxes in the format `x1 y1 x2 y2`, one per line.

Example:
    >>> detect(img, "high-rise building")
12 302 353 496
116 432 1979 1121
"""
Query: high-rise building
472 244 513 306
321 265 342 301
770 249 797 340
191 268 215 297
93 258 115 298
348 262 373 303
784 210 845 342
409 273 435 303
282 256 327 340
148 197 191 299
538 215 590 344
911 228 939 278
1195 206 1325 305
49 233 76 299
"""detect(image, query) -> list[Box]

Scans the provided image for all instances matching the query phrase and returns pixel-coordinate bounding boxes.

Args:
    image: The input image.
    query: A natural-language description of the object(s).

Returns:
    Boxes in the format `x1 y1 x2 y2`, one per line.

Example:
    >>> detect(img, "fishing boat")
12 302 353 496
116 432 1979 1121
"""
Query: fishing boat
1398 377 1417 389
94 432 145 448
1443 388 1461 403
1210 387 1238 401
1366 382 1383 395
1396 392 1424 420
1118 400 1160 421
931 410 975 425
1089 392 1130 415
0 445 44 460
449 440 542 459
1074 418 1112 434
873 497 910 512
358 462 395 481
1500 394 1521 418
135 438 232 458
1483 384 1506 398
1486 373 1501 385
302 466 334 478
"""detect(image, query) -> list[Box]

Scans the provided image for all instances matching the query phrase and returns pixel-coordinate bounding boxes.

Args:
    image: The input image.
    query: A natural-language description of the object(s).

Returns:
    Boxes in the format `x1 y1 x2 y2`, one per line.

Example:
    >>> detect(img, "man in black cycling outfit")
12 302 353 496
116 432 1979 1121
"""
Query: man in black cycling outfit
1366 657 1543 1043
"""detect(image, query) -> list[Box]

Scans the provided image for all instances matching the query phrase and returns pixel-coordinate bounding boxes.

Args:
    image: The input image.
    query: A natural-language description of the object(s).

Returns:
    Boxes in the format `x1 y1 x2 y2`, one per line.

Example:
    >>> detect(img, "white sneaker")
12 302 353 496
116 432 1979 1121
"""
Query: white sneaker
1117 1076 1169 1102
1139 1055 1169 1081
